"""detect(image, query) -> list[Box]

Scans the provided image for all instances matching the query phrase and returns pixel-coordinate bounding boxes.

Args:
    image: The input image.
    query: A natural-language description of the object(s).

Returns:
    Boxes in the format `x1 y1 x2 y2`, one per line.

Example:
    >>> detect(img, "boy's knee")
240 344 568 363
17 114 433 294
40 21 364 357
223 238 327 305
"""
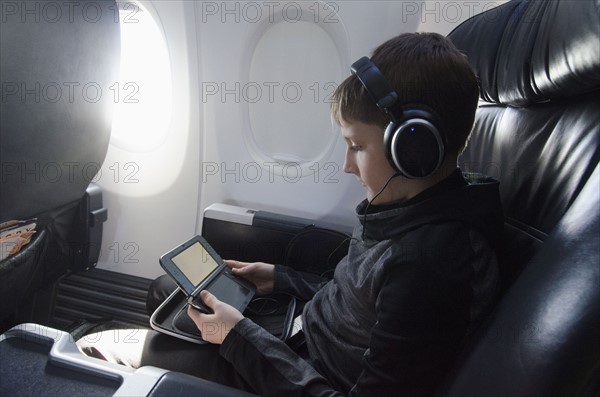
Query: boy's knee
146 274 177 315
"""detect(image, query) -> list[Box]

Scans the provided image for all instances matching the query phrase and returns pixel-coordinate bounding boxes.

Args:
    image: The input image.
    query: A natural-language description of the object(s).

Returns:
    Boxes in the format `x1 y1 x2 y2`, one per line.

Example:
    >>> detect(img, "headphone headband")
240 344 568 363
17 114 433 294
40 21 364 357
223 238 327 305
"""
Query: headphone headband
350 57 398 118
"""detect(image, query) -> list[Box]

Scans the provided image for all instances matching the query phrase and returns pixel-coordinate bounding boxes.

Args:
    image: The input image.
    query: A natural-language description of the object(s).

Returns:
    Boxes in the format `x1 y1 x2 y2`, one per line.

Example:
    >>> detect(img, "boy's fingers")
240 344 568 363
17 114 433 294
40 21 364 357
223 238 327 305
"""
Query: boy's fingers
225 260 245 269
199 290 218 309
187 305 202 323
226 261 251 275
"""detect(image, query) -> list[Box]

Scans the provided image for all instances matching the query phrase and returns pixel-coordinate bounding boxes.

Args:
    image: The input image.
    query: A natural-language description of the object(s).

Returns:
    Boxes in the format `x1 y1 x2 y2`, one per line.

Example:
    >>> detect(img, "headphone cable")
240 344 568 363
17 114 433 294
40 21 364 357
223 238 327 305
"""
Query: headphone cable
361 173 400 241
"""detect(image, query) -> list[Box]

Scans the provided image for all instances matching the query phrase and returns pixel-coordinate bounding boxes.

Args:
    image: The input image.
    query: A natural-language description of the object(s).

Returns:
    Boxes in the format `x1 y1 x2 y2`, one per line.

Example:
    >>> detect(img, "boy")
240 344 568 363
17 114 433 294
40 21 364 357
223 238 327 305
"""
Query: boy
79 32 503 396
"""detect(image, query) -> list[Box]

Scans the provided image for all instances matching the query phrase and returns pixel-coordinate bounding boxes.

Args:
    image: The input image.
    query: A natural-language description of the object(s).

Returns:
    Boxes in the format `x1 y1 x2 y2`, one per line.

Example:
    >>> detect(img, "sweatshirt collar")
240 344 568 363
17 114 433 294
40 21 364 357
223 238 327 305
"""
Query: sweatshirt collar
357 168 467 216
355 169 503 246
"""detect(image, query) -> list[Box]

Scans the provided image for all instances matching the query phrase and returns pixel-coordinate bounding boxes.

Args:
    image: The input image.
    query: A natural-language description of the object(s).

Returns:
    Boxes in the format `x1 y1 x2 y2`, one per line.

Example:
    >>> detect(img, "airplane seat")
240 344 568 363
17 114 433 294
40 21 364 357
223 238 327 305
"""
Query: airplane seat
0 1 120 326
443 0 600 395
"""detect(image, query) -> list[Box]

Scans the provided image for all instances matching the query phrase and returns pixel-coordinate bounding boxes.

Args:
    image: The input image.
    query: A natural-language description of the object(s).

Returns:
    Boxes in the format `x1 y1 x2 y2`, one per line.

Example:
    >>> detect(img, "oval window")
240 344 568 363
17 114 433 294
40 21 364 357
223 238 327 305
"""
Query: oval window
246 20 343 173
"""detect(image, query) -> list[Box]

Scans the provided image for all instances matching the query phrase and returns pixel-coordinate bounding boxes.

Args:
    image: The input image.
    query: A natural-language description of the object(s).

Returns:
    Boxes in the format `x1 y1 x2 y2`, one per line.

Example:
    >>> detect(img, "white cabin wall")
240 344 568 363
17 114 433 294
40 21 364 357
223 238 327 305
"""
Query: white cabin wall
416 0 509 34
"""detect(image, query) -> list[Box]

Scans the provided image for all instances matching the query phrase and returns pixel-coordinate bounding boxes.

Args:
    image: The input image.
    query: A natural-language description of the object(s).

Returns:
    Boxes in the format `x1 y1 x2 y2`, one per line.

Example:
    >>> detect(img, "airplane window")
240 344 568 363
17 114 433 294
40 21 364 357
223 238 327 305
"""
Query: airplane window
245 20 343 175
110 1 172 152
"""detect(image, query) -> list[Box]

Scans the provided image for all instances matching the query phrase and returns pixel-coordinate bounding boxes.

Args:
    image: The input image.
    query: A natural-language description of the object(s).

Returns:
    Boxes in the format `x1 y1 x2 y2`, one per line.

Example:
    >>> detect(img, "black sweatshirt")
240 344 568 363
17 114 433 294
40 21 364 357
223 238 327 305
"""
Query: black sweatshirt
220 170 503 396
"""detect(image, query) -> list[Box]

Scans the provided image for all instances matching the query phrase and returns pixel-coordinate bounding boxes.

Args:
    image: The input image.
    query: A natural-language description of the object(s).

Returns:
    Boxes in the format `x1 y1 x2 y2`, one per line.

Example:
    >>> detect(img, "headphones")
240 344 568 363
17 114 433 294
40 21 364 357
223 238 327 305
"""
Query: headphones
350 56 446 179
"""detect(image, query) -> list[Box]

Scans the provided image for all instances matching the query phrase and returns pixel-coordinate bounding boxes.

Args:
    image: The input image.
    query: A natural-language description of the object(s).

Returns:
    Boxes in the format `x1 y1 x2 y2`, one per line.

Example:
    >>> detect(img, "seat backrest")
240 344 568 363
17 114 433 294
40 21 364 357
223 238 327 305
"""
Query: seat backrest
444 0 600 395
1 0 120 221
0 0 120 322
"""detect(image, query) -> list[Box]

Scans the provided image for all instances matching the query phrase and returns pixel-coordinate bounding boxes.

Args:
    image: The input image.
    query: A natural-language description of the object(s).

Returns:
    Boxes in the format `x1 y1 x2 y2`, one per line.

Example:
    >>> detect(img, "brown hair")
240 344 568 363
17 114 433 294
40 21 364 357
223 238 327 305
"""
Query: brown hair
331 32 479 156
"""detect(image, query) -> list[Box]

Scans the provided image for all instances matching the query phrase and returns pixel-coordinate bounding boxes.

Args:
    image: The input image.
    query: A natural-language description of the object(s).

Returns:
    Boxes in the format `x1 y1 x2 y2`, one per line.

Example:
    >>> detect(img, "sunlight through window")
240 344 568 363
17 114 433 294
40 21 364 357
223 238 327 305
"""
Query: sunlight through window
110 1 172 152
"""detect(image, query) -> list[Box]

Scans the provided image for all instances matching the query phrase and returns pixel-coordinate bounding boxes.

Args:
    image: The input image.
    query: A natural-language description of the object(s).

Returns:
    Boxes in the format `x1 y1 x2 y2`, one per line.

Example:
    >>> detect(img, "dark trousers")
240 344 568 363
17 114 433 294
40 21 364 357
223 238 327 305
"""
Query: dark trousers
78 274 307 394
146 274 178 316
77 275 255 391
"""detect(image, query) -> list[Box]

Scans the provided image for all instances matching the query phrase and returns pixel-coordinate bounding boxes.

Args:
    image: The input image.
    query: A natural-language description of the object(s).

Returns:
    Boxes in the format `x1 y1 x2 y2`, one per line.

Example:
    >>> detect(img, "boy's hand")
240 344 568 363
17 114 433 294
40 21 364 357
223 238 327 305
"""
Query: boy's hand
225 260 275 296
187 290 243 344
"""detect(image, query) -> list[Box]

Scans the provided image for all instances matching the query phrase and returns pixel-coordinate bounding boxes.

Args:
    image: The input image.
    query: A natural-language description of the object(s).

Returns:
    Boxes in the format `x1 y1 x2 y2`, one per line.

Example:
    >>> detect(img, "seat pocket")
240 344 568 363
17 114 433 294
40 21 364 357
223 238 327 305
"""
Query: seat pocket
0 228 48 320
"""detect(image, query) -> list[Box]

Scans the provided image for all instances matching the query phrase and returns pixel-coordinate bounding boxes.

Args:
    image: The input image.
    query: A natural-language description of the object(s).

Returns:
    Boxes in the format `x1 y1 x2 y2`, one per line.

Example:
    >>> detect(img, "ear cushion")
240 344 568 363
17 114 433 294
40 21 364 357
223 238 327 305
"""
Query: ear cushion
383 108 446 178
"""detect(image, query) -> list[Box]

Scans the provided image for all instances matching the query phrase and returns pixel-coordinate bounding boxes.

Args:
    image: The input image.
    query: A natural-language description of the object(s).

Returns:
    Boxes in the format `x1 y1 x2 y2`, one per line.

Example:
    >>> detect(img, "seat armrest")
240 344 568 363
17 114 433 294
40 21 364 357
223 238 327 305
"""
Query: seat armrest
148 372 258 397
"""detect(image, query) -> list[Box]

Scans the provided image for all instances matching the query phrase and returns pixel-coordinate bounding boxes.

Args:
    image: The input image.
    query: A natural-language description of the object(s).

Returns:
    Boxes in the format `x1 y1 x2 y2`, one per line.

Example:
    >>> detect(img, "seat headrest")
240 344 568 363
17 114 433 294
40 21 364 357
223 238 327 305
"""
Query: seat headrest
448 0 600 106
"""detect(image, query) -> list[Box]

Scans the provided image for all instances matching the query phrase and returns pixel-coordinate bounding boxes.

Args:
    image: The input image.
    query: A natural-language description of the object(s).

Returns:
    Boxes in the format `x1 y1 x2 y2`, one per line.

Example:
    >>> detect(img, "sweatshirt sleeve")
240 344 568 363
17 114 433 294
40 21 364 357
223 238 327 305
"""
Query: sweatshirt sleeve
273 265 329 300
221 264 468 397
220 318 344 397
221 226 487 397
220 263 470 397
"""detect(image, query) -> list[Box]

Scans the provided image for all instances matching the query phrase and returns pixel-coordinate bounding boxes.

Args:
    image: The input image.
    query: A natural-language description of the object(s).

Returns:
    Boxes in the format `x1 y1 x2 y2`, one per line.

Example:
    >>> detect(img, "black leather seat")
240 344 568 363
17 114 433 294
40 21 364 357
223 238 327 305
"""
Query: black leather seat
442 0 600 395
0 0 120 326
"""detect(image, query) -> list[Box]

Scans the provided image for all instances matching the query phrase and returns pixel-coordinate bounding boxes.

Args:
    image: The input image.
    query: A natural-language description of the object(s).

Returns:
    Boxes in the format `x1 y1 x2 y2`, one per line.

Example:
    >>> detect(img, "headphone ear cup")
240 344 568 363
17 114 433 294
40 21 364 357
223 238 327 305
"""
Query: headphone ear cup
383 109 446 178
383 121 400 172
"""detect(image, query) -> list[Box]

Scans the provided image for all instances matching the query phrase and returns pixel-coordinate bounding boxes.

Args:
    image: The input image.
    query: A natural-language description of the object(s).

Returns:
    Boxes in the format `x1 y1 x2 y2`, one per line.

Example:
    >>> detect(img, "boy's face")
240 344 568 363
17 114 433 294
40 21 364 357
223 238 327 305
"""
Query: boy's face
341 119 399 205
